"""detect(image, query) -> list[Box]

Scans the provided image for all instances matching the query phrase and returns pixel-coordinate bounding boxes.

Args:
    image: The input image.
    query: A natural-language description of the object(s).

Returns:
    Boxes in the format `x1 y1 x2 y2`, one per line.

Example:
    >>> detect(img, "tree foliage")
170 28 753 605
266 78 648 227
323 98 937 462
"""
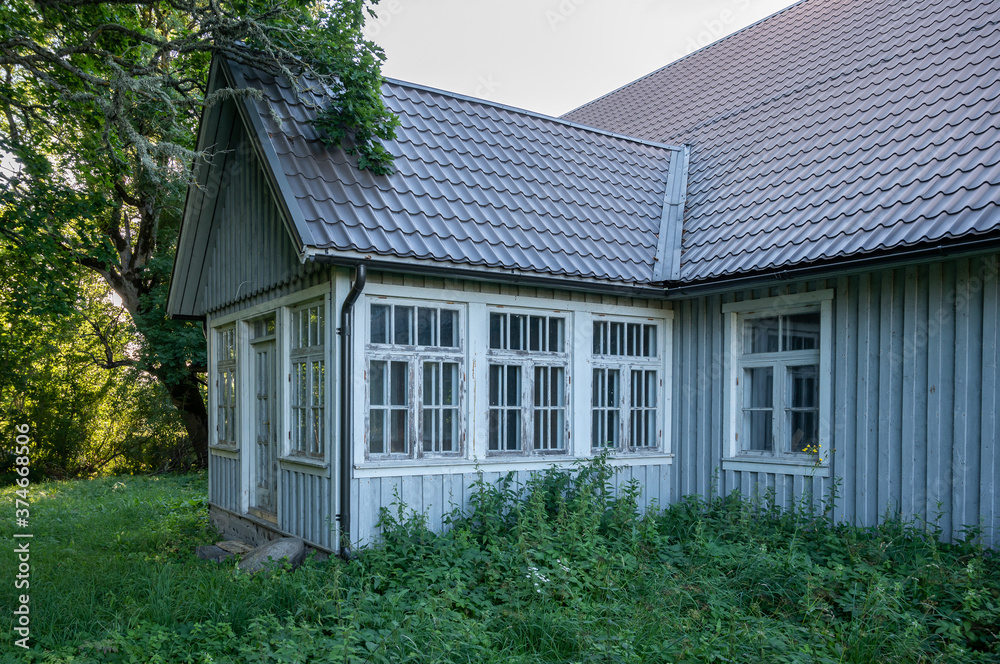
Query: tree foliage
0 0 396 466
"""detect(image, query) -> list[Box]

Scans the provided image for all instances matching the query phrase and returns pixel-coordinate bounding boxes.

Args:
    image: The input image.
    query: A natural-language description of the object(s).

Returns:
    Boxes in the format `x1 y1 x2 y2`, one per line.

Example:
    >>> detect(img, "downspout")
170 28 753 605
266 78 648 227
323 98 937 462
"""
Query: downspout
338 264 366 559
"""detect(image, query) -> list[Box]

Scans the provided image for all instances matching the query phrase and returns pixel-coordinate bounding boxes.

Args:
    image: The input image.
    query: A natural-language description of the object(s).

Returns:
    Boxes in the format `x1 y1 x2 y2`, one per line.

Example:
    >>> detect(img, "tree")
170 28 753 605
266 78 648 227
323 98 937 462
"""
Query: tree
0 0 397 465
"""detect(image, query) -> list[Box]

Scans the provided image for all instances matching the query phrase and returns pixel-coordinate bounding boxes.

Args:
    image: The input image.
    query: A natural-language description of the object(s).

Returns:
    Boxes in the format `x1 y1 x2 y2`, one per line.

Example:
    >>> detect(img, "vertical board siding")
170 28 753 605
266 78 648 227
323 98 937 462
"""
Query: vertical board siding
209 452 240 512
200 123 314 317
279 468 333 550
672 253 1000 547
348 465 674 547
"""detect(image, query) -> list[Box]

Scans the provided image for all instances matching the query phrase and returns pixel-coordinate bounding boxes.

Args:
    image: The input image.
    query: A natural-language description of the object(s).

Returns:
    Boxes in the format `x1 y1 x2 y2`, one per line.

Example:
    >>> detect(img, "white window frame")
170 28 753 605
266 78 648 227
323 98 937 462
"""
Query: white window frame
213 325 239 449
590 317 664 454
486 308 570 457
722 290 833 476
363 297 466 461
288 300 327 460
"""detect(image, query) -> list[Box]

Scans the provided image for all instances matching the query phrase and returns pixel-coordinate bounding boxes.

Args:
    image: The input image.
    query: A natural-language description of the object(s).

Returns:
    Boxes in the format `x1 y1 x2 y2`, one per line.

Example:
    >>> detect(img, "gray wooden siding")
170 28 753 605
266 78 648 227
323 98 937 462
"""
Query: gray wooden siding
348 464 673 547
279 467 334 550
199 121 314 316
208 451 241 512
364 270 672 310
672 253 1000 546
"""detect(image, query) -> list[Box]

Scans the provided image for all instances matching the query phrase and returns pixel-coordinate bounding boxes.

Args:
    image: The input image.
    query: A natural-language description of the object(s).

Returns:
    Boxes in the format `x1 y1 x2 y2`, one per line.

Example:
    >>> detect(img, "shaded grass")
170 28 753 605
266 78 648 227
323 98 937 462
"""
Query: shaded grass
2 463 999 662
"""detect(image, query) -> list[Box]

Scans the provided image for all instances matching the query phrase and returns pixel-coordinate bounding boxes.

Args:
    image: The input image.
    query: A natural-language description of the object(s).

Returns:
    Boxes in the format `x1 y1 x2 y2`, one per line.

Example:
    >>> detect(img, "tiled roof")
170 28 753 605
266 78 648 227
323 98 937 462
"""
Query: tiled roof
563 0 1000 282
232 62 681 286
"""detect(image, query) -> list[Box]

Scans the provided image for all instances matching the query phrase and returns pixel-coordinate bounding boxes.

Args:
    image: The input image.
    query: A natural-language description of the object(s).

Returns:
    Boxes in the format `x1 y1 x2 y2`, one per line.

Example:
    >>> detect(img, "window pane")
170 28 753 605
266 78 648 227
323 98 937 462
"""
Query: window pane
488 409 500 450
370 361 386 406
489 313 503 349
423 361 438 406
489 364 502 407
371 305 389 344
745 367 773 408
506 410 520 450
743 366 773 451
390 410 407 454
790 411 818 453
422 410 434 453
509 314 525 350
787 364 820 454
593 321 605 354
390 361 408 406
418 307 436 346
746 411 773 451
506 366 521 406
784 312 821 351
744 317 779 353
788 365 818 409
529 316 542 351
440 310 457 347
442 362 457 405
644 324 656 357
370 410 385 454
549 318 563 352
394 306 413 345
442 409 455 452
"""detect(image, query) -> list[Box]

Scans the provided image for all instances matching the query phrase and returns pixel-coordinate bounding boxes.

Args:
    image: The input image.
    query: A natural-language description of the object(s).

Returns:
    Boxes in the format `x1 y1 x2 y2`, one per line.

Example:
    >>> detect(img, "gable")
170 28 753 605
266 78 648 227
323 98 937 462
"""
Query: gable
168 63 312 318
564 0 1000 283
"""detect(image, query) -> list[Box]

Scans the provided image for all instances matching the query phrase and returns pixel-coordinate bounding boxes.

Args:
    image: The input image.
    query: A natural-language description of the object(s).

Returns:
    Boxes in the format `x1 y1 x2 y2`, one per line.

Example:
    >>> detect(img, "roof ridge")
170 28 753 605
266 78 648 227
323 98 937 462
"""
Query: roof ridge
382 77 686 154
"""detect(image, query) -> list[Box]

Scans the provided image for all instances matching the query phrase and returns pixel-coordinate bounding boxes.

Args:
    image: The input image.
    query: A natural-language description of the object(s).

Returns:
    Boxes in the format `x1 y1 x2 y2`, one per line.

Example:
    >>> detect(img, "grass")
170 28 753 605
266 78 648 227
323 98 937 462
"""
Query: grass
1 461 999 663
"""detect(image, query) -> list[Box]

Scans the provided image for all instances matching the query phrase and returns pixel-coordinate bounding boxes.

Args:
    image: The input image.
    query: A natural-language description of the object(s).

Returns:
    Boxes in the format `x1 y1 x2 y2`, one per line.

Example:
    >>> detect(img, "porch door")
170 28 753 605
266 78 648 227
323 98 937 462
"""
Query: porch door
252 339 277 516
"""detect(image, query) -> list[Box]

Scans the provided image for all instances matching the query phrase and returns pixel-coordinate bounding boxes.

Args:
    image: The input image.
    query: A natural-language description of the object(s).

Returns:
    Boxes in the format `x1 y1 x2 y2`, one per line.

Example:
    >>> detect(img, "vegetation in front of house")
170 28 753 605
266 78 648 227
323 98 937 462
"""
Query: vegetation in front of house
2 462 999 663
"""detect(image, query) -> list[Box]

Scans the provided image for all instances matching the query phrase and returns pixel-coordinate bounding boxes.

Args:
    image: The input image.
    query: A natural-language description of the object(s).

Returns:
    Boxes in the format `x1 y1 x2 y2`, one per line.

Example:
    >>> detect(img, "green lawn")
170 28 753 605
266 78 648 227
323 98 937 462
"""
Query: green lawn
2 463 999 663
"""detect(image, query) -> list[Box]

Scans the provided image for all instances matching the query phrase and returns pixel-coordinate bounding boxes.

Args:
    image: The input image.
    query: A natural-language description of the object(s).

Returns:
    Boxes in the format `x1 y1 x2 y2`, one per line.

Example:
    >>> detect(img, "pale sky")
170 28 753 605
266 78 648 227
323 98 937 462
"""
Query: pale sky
365 0 802 117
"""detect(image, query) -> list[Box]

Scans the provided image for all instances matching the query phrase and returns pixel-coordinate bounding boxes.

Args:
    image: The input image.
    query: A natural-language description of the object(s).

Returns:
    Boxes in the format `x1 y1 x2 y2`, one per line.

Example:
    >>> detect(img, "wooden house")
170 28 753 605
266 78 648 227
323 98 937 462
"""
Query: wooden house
168 0 1000 551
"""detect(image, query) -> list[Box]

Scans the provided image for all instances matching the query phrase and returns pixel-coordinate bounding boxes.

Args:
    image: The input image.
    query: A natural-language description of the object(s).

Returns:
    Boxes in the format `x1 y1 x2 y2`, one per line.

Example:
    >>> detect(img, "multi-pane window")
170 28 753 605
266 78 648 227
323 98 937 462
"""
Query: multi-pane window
487 311 568 454
367 301 462 459
215 327 237 447
290 302 325 457
591 320 661 451
738 311 821 455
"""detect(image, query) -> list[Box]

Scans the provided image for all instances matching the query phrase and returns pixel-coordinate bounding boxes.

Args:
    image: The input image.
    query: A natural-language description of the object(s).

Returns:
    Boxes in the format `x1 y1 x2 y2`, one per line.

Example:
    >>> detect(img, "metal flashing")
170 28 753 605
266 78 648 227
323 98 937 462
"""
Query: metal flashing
652 145 689 282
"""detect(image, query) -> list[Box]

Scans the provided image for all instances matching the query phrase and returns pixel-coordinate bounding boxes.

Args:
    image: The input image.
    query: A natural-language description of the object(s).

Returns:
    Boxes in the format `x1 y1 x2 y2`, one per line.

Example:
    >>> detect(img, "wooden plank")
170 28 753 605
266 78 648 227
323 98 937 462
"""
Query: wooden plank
835 275 856 524
954 258 983 536
423 474 445 531
980 255 999 546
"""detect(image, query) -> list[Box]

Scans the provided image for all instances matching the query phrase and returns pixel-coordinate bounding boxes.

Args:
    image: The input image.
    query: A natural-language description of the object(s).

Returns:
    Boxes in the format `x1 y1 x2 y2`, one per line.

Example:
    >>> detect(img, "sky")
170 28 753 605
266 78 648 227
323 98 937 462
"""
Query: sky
364 0 802 117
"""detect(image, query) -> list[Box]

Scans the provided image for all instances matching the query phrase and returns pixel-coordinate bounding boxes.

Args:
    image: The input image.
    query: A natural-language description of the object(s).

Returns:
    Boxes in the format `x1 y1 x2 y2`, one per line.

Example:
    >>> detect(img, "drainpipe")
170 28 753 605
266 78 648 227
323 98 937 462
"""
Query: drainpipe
338 264 366 559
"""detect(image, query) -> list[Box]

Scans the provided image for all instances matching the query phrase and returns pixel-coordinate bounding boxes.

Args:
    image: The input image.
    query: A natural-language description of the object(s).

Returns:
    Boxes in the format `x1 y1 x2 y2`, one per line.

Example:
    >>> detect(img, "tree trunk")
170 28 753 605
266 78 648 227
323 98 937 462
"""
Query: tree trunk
162 371 209 467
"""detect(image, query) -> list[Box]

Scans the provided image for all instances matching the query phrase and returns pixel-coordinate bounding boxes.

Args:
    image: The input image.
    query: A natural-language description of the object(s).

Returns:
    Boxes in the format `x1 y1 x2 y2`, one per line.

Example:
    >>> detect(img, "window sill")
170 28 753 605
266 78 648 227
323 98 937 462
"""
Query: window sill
722 456 830 478
209 445 239 458
354 452 675 478
279 455 328 473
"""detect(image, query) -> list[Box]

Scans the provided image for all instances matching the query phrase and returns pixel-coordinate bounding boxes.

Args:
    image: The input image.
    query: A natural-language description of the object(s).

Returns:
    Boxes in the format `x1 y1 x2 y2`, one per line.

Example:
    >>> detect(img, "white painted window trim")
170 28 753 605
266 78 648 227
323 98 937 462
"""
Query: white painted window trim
722 290 833 477
286 298 328 462
210 325 239 451
362 296 467 462
589 314 667 455
351 284 675 475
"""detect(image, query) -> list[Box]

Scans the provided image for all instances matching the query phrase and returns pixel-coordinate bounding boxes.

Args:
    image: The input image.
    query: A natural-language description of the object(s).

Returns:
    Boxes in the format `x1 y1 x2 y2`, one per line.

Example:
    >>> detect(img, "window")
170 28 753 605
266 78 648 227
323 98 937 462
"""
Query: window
215 327 237 447
290 302 325 458
724 291 832 466
366 301 462 459
487 311 568 454
591 320 661 452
